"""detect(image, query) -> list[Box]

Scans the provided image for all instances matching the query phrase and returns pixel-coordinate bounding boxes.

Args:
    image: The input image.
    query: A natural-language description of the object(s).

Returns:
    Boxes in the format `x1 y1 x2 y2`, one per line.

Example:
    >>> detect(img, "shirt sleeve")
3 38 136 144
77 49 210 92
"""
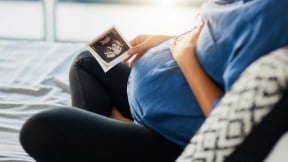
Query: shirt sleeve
222 0 288 91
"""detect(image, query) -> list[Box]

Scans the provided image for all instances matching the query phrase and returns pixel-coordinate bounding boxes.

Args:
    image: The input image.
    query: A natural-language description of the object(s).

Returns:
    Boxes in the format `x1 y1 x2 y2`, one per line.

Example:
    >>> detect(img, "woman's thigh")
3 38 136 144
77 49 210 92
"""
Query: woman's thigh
20 107 182 162
69 51 132 119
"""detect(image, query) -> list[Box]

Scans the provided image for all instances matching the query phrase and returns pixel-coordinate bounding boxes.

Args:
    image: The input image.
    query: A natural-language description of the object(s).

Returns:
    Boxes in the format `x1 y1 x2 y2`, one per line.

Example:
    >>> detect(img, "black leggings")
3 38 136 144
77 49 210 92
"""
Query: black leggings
20 51 183 162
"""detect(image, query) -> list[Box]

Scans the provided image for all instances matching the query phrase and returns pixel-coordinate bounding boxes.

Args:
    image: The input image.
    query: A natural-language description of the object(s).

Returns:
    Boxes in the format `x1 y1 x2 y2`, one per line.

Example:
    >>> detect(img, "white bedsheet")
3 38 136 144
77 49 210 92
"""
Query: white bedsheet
0 40 85 162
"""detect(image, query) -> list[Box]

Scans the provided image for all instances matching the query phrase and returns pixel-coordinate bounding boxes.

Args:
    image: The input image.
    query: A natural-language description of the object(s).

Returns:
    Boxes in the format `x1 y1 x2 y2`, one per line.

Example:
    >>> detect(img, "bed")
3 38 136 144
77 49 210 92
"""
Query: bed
0 39 84 162
0 39 287 162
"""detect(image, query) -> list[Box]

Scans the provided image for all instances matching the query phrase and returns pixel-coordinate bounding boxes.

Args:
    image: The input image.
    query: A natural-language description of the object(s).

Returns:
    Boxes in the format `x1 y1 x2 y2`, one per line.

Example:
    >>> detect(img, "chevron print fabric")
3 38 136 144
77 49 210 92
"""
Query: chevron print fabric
176 47 288 162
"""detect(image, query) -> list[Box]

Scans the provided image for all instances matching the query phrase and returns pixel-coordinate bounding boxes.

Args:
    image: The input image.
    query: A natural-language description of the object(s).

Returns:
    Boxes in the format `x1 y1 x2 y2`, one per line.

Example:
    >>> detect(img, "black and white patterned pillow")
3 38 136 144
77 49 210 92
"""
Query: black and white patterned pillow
176 47 288 162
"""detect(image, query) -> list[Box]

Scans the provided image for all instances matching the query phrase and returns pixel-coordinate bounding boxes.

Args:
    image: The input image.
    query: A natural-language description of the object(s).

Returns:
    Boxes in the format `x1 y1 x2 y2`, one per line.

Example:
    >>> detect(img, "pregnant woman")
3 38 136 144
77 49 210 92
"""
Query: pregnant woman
20 0 288 162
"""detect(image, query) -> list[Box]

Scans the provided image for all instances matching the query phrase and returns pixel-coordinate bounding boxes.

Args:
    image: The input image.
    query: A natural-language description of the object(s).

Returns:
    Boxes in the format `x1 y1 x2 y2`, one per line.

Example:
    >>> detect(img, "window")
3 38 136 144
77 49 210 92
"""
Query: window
56 0 201 42
0 0 44 40
0 0 203 42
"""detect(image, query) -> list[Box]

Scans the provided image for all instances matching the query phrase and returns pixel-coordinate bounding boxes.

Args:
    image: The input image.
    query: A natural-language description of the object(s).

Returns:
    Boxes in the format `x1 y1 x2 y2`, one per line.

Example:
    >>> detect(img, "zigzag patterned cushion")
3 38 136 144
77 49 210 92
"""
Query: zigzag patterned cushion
176 47 288 162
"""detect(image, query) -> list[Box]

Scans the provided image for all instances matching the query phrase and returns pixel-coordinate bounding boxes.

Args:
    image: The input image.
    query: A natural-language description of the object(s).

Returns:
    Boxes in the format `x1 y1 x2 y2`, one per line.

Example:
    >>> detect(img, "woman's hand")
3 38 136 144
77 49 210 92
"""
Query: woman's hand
122 34 173 67
169 23 204 64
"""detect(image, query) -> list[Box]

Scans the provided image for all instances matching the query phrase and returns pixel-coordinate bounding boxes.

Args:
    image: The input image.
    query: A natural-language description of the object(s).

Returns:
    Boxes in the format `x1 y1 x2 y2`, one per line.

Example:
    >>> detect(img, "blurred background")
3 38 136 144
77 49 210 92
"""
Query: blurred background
0 0 203 42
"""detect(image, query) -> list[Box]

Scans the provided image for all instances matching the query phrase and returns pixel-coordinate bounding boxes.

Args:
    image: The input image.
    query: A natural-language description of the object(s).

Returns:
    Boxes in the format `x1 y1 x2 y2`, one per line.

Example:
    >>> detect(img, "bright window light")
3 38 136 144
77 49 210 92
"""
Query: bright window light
150 0 203 6
154 0 178 6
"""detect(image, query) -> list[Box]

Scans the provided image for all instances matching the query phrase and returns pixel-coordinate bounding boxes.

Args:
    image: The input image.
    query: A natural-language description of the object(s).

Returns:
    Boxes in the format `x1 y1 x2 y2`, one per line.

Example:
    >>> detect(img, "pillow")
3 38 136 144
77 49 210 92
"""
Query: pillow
176 46 288 162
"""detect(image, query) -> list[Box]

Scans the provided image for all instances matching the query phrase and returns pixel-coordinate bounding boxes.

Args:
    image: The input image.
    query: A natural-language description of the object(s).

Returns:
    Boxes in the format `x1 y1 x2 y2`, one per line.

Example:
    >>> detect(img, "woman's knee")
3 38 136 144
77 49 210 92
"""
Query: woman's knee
19 108 70 156
69 51 103 81
70 50 101 71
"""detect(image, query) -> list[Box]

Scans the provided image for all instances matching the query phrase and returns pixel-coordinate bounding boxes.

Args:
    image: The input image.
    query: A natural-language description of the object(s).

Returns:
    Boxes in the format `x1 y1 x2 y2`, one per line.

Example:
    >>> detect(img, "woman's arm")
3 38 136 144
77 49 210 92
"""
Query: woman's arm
170 24 223 117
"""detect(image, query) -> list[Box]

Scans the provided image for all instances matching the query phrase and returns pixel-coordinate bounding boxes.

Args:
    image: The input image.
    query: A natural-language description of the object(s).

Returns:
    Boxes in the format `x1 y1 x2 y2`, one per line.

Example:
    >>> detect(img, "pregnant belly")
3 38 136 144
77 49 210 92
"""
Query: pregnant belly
127 40 205 147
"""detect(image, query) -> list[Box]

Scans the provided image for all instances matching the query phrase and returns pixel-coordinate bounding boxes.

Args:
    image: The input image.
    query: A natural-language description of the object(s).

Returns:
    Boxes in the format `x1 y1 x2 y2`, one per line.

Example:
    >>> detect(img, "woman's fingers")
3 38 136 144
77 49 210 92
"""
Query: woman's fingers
122 52 144 67
127 43 149 55
128 34 169 56
130 34 146 46
122 35 146 64
128 53 144 67
121 54 133 64
169 22 205 62
122 52 144 68
190 22 204 44
123 34 173 67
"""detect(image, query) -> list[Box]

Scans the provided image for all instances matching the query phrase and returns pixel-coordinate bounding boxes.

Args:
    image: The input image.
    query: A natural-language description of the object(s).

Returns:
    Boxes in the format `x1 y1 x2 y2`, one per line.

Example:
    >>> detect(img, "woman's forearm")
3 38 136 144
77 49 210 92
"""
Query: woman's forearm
176 47 223 117
169 23 222 117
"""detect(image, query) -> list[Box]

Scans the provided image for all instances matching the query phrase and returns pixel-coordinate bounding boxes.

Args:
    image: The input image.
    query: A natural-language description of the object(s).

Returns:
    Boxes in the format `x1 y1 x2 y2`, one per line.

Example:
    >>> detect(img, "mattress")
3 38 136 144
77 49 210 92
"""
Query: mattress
0 39 85 162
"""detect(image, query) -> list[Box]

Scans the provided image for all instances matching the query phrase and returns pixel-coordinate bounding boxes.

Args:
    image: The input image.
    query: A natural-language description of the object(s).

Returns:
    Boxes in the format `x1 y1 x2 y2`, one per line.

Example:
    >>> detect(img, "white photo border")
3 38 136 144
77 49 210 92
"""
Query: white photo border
87 26 131 72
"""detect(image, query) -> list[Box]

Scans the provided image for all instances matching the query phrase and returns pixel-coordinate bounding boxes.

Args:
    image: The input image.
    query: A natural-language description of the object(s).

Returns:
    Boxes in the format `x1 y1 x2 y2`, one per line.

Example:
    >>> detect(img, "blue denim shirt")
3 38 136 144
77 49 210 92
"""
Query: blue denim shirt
127 0 288 147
